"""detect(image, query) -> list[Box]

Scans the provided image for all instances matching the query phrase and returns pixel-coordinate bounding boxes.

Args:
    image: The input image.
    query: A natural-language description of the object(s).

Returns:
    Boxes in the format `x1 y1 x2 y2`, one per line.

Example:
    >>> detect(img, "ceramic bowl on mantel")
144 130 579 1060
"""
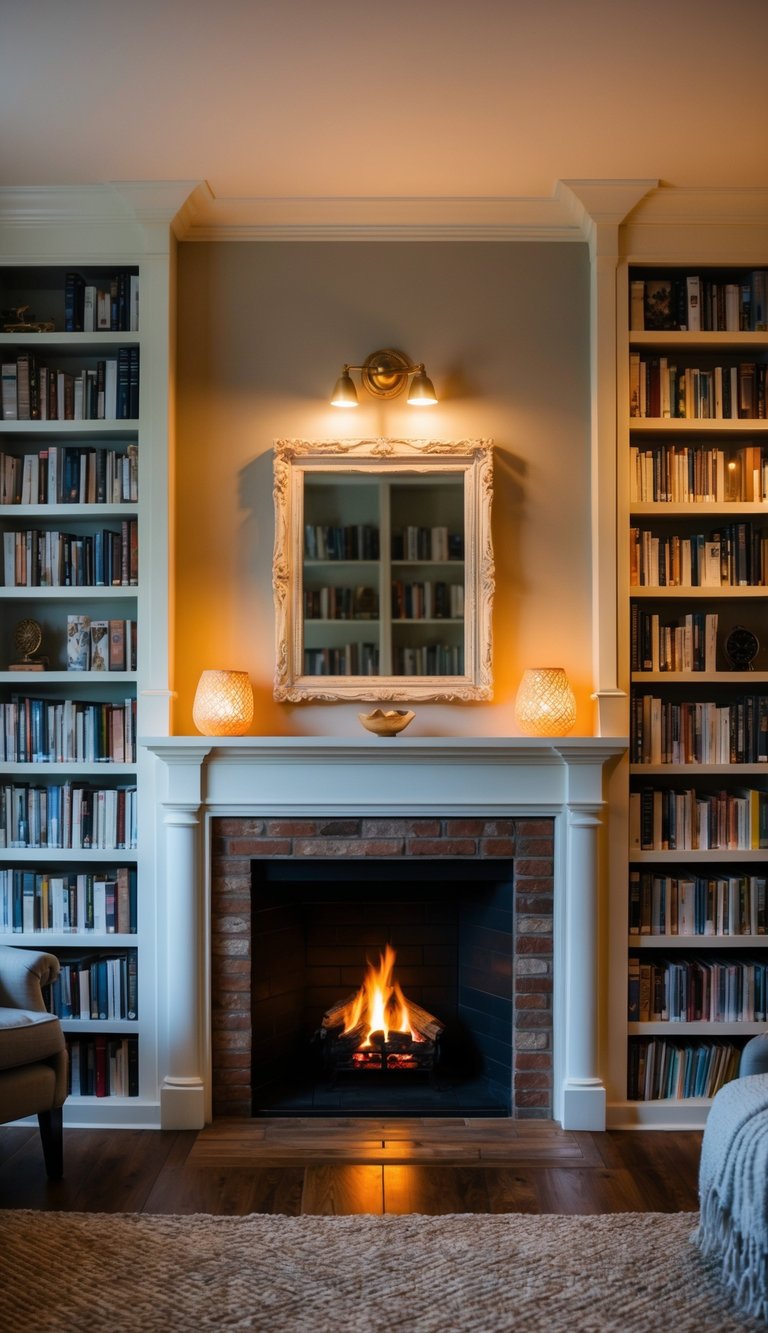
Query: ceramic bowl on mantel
358 708 415 738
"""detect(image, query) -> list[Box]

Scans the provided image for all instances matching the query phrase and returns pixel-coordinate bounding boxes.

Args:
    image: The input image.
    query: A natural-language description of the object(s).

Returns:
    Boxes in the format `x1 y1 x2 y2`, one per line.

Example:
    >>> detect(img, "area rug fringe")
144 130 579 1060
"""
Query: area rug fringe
0 1209 762 1332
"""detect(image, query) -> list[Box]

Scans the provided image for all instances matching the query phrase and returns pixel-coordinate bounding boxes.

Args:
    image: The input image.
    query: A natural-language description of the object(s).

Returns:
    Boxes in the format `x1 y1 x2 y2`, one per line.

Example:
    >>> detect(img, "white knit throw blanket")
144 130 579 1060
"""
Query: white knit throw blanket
695 1073 768 1320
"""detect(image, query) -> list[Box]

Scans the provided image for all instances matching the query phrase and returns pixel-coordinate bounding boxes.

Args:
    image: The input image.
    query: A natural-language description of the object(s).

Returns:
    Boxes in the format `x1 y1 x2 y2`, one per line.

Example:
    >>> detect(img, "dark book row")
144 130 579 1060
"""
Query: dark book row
627 1037 741 1101
630 694 768 766
3 520 138 588
303 585 379 621
631 609 717 674
630 786 768 853
391 579 464 621
303 644 380 676
392 643 465 676
629 442 767 504
629 868 767 938
1 348 139 423
64 271 139 334
630 356 767 420
391 525 463 562
631 271 768 333
304 523 379 561
0 866 136 935
0 443 138 507
629 521 768 587
0 781 138 851
0 695 136 765
628 954 768 1023
65 1034 139 1098
48 948 138 1021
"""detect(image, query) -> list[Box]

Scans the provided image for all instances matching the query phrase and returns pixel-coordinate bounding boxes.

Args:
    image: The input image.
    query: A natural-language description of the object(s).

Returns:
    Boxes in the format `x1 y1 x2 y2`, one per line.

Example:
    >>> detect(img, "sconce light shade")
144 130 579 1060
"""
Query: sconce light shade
514 667 576 737
330 368 359 408
192 669 254 737
406 366 438 406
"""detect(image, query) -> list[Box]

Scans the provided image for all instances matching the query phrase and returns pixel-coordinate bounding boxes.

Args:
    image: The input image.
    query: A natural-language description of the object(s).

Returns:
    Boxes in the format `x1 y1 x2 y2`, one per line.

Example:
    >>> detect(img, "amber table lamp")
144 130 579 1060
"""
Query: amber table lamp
192 669 254 736
514 667 576 737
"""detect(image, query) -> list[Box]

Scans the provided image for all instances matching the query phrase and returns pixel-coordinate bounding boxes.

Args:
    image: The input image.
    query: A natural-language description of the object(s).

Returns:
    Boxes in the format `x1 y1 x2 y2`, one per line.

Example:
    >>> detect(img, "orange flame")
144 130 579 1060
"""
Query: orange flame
340 944 423 1048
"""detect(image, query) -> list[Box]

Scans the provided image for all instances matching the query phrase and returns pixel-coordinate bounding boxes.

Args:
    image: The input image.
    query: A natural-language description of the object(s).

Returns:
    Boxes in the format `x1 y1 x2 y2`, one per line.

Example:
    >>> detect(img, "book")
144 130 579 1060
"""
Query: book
686 275 702 331
64 272 85 332
67 615 91 671
1 363 17 420
644 278 675 331
108 619 126 672
89 620 109 672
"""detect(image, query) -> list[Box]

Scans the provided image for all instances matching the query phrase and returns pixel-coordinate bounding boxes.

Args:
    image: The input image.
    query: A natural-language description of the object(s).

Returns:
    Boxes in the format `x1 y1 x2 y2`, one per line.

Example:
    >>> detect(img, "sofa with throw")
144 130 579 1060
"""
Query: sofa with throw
0 944 67 1177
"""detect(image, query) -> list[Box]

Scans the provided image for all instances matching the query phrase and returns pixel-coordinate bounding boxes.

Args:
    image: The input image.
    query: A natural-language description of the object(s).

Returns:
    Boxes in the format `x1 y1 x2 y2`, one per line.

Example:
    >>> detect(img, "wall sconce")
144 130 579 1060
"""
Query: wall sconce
330 348 437 408
514 667 577 737
192 669 254 737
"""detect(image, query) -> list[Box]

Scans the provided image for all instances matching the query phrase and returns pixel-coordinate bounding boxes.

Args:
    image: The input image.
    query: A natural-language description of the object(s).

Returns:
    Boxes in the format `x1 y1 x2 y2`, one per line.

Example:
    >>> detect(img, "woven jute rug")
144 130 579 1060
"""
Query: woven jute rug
0 1209 760 1331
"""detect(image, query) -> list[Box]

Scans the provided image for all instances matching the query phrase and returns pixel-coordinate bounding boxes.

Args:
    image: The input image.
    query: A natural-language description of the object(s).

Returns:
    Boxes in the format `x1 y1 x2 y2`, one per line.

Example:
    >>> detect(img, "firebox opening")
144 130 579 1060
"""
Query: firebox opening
250 858 515 1117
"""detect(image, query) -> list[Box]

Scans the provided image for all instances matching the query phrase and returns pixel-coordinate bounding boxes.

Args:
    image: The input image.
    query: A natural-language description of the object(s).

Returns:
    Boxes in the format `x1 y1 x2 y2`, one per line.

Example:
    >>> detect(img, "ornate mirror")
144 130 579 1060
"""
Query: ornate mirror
272 438 494 702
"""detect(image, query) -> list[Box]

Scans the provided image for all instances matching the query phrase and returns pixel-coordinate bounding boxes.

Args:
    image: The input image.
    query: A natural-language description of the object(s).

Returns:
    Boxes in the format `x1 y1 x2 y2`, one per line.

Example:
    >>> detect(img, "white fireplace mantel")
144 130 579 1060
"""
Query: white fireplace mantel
143 735 625 1131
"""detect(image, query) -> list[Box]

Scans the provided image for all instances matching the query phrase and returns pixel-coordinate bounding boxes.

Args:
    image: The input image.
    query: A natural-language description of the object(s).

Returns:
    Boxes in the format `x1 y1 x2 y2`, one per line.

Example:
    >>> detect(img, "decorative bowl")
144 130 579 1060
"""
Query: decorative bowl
358 708 415 738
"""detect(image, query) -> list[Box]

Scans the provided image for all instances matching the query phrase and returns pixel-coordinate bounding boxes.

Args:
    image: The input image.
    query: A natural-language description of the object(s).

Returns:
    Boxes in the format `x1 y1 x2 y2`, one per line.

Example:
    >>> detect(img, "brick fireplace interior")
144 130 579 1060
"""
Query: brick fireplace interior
211 816 554 1119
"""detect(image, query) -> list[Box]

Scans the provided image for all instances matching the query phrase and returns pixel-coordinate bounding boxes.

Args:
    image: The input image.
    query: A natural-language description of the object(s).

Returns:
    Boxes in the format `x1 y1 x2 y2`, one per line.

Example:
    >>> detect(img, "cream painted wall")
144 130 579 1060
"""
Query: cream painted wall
174 241 592 738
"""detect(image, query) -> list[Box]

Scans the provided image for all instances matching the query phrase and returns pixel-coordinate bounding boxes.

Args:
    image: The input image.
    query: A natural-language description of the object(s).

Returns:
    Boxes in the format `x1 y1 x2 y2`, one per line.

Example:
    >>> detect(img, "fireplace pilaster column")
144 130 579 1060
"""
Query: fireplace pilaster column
149 744 211 1130
561 802 606 1129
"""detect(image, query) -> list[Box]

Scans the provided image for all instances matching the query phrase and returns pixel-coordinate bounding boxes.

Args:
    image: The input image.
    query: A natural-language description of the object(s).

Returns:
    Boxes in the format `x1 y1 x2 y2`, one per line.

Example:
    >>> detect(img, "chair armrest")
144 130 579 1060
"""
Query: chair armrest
0 945 61 1012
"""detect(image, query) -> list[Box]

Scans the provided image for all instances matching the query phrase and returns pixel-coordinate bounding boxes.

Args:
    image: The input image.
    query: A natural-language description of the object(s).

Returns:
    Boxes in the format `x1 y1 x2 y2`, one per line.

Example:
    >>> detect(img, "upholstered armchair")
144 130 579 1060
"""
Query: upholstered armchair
0 945 67 1178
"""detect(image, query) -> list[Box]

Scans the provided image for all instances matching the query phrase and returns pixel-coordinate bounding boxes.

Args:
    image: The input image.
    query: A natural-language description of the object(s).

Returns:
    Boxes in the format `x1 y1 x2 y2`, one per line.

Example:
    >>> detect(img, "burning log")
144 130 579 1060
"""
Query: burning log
319 944 444 1077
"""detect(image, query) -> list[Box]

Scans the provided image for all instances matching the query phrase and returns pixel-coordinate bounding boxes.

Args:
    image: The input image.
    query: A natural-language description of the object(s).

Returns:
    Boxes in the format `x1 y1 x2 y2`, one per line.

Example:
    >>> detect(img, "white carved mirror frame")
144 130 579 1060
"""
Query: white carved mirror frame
272 437 494 702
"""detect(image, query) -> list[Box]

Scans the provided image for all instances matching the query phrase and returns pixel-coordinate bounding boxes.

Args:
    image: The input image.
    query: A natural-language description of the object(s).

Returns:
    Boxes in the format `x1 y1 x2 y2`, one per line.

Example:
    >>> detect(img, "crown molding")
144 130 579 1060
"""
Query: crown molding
2 180 766 249
622 185 768 261
172 181 594 242
0 181 201 259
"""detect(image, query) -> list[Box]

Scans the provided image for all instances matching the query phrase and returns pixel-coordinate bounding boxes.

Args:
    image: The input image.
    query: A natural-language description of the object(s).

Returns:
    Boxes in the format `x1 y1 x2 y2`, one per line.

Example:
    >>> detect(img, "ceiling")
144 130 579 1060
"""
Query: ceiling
3 0 768 236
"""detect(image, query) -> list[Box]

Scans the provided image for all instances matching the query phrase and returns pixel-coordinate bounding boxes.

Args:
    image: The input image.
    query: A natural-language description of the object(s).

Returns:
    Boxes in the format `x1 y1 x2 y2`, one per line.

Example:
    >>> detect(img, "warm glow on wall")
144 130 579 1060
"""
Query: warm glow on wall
192 669 254 736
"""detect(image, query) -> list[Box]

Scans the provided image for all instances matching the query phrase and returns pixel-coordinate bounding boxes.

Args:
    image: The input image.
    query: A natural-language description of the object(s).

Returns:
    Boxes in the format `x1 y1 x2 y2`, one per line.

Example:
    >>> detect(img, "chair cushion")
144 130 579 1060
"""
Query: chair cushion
0 1007 65 1071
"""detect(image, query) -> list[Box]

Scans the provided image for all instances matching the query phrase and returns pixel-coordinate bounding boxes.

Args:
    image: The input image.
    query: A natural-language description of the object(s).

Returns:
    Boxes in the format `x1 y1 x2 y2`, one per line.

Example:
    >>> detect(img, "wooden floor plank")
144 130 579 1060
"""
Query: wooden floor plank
482 1167 544 1214
533 1166 654 1214
383 1164 492 1215
143 1165 305 1216
301 1164 384 1215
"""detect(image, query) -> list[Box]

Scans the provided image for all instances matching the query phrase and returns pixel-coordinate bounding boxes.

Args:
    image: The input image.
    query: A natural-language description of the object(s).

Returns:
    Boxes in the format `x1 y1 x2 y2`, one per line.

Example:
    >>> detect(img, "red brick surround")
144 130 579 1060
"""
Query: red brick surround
210 816 554 1118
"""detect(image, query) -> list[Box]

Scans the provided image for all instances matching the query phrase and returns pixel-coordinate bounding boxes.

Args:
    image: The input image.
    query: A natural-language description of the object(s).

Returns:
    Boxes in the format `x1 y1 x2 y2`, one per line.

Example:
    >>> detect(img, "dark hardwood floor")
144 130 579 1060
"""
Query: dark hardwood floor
0 1118 703 1216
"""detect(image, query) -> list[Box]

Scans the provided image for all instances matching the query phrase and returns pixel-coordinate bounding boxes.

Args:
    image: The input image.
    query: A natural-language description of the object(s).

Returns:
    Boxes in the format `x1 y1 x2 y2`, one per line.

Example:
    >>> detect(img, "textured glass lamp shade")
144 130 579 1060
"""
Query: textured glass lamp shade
514 667 577 737
192 670 254 736
330 368 359 407
406 366 438 406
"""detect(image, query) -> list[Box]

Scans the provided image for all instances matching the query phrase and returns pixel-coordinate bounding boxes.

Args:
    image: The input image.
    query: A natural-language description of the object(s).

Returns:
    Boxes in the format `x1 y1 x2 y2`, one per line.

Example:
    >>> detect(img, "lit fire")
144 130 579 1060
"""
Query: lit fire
339 944 425 1051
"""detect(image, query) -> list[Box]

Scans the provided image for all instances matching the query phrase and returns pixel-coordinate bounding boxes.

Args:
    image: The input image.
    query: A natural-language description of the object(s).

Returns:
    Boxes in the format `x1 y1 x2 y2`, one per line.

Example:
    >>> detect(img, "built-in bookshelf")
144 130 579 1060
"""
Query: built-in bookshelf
621 262 768 1125
302 475 465 678
0 189 175 1128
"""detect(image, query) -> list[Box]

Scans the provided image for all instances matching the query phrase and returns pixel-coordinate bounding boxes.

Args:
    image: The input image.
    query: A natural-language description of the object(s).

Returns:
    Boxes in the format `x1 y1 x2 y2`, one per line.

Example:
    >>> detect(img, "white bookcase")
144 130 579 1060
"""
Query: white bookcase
0 186 178 1126
616 259 768 1127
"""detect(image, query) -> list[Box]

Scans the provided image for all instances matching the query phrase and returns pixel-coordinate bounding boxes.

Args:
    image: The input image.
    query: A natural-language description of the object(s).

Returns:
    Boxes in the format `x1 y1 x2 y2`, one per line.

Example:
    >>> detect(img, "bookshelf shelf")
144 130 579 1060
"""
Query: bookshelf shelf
628 1021 767 1036
620 260 768 1121
631 934 765 949
0 202 175 1125
629 419 768 435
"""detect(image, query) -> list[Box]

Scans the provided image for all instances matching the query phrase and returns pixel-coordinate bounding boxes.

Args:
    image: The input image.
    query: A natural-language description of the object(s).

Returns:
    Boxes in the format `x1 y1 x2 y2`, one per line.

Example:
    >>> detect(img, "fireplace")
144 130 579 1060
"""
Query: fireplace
246 850 532 1117
144 736 623 1131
